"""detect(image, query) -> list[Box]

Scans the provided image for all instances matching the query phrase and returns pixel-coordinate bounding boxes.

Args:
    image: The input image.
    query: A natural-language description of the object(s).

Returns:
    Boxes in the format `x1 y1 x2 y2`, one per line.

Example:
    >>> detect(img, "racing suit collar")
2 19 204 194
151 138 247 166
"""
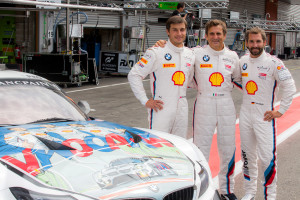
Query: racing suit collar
249 50 266 63
207 43 226 55
166 40 184 53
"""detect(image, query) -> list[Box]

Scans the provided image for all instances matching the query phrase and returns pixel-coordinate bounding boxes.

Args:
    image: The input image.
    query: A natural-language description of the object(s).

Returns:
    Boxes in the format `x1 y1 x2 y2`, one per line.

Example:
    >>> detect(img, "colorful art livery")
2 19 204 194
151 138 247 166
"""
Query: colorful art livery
0 120 194 197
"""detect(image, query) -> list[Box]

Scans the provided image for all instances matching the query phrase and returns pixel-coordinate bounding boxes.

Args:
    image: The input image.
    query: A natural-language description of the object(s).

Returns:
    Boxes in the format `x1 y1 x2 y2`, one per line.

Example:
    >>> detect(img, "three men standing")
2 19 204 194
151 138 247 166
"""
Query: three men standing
128 16 296 200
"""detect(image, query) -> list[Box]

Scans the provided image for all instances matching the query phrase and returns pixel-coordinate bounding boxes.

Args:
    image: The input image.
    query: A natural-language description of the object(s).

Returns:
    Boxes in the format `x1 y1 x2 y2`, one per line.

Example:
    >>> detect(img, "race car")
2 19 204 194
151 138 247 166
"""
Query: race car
0 70 221 200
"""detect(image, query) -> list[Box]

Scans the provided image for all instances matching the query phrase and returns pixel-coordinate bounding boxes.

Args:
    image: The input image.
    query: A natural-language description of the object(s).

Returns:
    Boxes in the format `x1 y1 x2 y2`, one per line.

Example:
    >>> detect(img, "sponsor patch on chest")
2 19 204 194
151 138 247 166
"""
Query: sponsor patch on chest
200 64 212 68
257 66 269 72
172 71 185 86
245 80 258 95
225 65 231 71
258 73 267 80
209 72 224 87
163 63 176 68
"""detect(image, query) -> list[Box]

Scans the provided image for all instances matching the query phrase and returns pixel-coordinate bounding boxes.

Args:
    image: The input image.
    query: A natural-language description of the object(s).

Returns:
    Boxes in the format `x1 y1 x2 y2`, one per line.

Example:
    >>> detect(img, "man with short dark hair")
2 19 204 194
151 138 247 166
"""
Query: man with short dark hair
128 16 195 138
172 2 187 19
239 27 296 200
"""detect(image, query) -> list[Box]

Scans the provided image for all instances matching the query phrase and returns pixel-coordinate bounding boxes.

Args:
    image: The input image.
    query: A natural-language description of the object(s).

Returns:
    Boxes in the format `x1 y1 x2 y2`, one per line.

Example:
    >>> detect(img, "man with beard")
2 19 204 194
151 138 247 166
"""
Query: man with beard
239 27 296 200
128 16 195 138
154 19 241 200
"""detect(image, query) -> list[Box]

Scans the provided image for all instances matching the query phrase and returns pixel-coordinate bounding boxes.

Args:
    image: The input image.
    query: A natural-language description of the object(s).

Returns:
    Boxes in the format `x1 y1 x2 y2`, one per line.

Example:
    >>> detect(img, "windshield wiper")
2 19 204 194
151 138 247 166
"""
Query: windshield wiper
29 117 75 124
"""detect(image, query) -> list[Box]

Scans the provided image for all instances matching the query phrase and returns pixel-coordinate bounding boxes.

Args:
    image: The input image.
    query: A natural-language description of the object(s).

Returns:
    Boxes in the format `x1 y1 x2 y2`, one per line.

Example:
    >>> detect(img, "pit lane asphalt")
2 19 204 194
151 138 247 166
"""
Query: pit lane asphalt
63 59 300 200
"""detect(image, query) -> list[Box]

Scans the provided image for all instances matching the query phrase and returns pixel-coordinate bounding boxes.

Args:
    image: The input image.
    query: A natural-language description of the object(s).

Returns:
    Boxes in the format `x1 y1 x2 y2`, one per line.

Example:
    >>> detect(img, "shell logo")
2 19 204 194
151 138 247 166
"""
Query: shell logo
172 71 185 86
246 80 258 95
209 72 224 87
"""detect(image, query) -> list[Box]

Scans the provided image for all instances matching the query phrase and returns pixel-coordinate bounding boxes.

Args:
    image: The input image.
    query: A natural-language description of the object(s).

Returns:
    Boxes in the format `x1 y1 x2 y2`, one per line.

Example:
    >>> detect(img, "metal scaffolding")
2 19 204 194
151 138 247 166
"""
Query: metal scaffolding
79 0 229 10
225 19 300 31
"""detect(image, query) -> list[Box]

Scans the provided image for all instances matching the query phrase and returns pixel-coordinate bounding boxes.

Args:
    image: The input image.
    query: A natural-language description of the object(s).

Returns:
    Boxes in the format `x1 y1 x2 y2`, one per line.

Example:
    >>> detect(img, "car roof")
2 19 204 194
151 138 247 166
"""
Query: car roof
0 70 48 81
0 70 61 91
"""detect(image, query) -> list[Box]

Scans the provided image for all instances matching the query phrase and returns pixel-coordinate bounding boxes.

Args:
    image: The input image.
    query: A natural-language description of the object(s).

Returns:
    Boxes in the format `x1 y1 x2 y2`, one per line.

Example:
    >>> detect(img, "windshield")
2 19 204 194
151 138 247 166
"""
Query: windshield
0 85 86 125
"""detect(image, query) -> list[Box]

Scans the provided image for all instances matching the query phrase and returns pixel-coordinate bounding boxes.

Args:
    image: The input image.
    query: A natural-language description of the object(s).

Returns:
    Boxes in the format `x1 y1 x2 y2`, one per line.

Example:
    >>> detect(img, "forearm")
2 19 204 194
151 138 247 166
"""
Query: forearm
278 79 296 114
128 71 149 105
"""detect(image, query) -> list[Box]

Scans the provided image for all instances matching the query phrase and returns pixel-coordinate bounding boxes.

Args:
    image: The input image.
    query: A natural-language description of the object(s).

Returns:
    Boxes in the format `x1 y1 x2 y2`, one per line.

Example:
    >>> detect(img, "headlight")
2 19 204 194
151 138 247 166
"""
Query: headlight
10 187 78 200
196 161 209 198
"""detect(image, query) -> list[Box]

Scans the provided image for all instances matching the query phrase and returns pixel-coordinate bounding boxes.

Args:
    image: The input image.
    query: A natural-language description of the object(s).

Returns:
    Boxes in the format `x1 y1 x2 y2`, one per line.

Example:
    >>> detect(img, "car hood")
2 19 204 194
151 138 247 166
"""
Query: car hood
0 120 195 199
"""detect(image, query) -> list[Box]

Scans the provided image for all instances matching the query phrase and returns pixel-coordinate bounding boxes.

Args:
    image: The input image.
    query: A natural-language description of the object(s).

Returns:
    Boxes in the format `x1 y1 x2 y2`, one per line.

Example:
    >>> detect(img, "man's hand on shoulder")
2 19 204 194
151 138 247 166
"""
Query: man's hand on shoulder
264 110 283 122
145 98 164 112
153 40 167 48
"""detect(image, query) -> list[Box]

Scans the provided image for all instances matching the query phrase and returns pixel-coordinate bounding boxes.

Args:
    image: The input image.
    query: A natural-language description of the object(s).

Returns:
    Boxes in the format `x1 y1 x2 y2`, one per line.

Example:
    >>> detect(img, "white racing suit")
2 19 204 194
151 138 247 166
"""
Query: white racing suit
192 44 241 194
239 51 296 200
193 45 241 194
128 40 195 138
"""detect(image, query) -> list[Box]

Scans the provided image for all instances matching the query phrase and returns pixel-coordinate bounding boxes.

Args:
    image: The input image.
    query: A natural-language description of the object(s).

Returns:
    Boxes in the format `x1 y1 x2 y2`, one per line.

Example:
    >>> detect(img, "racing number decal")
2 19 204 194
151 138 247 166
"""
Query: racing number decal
172 71 185 86
246 80 258 95
209 72 224 87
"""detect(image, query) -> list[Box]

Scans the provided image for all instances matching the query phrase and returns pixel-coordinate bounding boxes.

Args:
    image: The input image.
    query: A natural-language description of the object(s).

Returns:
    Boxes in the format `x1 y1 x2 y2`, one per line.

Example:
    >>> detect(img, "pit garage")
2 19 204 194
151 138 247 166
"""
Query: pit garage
0 0 300 86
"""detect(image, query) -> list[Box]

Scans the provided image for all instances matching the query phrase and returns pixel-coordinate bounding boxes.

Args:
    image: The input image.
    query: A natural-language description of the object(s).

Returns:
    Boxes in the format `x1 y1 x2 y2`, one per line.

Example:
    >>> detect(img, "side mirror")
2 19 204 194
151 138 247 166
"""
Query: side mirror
78 100 91 115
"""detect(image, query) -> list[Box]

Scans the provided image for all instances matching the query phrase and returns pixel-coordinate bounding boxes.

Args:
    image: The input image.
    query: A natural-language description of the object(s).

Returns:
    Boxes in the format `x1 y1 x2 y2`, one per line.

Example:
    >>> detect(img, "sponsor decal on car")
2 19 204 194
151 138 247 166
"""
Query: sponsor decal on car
0 79 59 90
